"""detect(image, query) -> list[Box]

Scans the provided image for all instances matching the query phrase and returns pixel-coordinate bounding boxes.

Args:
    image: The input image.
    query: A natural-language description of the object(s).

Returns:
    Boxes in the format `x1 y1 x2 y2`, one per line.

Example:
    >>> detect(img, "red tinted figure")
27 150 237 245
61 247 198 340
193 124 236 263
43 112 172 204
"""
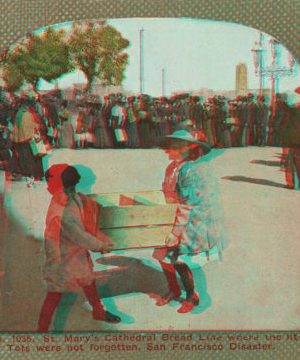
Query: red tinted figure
37 165 120 332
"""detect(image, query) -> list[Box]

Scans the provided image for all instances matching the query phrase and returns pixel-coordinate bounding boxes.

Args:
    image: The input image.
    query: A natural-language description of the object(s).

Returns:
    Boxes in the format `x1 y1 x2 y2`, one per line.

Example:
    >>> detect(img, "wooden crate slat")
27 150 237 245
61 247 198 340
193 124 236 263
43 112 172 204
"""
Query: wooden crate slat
102 225 174 249
98 204 178 228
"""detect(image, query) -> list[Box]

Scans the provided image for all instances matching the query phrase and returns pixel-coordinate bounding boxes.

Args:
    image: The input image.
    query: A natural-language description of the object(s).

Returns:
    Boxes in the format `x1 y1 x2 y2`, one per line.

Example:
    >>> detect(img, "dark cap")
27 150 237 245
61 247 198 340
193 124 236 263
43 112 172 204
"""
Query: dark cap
61 166 81 188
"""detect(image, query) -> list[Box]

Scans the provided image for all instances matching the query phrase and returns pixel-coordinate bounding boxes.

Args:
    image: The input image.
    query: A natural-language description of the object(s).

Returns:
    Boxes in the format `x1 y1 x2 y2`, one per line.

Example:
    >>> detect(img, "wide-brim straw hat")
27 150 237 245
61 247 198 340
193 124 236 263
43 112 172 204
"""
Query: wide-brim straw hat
164 129 211 152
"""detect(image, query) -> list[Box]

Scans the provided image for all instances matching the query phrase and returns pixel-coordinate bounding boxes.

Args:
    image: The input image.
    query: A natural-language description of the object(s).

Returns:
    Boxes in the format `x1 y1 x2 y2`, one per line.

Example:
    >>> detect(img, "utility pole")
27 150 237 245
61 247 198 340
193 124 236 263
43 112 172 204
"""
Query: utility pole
139 28 145 94
258 32 264 96
162 68 165 97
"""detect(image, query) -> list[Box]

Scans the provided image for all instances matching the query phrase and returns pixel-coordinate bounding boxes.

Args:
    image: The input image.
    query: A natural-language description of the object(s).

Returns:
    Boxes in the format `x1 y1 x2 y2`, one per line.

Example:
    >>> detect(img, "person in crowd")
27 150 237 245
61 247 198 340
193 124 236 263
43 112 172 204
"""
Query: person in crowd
76 102 91 149
211 96 228 147
244 93 258 146
158 97 173 137
226 99 238 147
189 96 205 133
151 98 163 145
272 93 290 147
126 96 141 148
0 93 12 128
111 95 128 148
33 94 49 146
220 96 231 148
102 95 115 148
280 91 300 188
12 94 46 182
93 102 113 148
256 95 270 146
202 99 214 146
42 96 60 148
37 165 121 332
230 96 243 147
0 120 14 173
175 119 195 132
138 94 154 148
154 129 227 313
176 95 190 122
57 100 75 149
240 96 249 147
0 93 15 174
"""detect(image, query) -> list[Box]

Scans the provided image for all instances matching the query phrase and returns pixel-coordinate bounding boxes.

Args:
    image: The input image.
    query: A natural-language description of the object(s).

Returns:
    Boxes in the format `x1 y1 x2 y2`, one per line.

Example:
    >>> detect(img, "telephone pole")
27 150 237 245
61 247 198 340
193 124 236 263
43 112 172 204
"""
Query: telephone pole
139 28 145 94
162 68 166 97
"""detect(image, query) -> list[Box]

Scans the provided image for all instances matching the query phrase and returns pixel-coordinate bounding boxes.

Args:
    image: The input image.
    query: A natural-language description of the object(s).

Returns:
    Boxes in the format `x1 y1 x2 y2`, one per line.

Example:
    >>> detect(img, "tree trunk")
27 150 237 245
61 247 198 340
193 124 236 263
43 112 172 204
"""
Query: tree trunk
84 76 95 95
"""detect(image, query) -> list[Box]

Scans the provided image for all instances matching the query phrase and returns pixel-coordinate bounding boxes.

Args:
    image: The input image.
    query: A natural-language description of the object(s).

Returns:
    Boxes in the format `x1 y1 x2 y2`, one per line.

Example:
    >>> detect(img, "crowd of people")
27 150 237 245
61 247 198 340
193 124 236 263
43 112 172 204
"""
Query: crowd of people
0 88 298 182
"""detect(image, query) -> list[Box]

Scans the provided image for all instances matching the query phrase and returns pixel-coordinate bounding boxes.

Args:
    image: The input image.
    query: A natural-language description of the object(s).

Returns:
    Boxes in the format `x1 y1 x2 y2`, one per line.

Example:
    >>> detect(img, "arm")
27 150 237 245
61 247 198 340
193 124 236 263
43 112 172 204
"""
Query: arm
61 204 113 252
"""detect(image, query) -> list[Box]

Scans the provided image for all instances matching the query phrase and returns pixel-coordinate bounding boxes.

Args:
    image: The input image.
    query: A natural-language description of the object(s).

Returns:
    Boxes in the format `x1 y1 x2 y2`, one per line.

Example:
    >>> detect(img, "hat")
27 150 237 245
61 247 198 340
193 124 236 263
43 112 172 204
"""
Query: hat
165 130 211 152
176 119 195 131
61 166 81 188
295 87 300 95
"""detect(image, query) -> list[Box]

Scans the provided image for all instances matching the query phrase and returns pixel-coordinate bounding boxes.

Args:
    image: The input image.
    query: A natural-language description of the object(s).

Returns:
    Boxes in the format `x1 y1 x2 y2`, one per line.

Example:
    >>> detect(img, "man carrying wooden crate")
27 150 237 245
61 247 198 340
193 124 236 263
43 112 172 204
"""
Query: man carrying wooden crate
154 129 228 313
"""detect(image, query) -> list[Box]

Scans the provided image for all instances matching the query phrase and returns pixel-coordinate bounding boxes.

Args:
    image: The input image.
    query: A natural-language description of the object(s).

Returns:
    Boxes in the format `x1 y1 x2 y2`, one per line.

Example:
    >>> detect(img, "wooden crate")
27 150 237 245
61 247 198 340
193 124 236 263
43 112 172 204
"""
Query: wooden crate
94 191 178 250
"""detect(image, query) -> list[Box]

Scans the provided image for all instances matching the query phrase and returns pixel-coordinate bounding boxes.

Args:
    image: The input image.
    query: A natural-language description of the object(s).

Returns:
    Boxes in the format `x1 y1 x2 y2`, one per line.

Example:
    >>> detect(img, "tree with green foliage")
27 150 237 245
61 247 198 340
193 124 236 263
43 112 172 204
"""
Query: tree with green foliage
68 20 130 93
2 28 73 93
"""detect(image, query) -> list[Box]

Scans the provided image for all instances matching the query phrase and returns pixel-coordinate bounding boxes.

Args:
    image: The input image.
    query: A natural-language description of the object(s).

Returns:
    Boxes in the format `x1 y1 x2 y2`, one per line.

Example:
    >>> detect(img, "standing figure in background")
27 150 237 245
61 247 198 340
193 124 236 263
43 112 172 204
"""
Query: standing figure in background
190 96 205 134
93 102 113 148
127 96 141 148
111 96 128 148
76 103 90 149
245 93 258 146
272 93 289 147
203 100 214 146
57 100 75 149
240 96 249 147
281 94 300 188
257 96 270 146
12 95 45 181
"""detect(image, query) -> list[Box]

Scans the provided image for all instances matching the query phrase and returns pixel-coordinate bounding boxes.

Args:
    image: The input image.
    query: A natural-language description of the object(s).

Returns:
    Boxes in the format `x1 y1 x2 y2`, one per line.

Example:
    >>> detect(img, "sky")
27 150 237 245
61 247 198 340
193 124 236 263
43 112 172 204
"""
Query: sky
23 18 300 97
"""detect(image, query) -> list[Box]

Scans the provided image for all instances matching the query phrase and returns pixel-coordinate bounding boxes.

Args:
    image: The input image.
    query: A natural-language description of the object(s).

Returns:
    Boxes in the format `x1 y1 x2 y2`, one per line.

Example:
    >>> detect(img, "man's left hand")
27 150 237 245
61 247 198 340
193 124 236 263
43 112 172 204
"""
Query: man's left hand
165 233 180 247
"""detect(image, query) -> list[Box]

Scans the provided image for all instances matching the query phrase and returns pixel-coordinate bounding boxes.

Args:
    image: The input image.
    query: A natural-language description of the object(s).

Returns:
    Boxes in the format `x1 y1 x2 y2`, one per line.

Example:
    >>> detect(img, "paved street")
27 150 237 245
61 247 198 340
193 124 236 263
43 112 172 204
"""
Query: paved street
0 146 300 332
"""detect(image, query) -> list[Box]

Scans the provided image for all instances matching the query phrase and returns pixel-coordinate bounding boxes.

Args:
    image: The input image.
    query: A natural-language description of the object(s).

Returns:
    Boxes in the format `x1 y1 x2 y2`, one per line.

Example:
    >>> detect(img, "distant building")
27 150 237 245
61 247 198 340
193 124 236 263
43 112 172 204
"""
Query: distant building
236 63 248 97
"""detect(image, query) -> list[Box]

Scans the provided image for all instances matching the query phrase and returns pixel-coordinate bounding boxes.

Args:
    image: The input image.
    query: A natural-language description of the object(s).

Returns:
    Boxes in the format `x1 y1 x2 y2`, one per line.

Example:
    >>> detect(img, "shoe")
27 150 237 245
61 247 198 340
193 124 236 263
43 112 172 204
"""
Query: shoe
92 308 121 323
156 291 181 306
177 292 199 314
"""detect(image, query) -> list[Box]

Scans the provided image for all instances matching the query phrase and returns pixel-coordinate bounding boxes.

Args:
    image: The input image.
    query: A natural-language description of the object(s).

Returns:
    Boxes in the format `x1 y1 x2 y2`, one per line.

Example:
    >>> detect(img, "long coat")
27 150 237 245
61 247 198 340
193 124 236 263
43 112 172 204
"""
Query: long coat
13 107 44 178
43 190 104 292
169 151 228 255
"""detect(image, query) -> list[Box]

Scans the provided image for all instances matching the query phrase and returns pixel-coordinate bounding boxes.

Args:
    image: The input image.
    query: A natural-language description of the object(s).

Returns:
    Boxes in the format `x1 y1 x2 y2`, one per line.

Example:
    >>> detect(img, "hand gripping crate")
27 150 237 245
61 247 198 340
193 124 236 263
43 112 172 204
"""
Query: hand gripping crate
94 190 178 250
93 191 223 264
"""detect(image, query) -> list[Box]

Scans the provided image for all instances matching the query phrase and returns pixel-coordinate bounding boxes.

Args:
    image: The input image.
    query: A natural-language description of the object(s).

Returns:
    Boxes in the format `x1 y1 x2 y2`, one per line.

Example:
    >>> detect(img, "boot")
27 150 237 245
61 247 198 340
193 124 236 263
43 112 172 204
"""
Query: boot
156 291 181 306
177 292 199 314
92 302 121 323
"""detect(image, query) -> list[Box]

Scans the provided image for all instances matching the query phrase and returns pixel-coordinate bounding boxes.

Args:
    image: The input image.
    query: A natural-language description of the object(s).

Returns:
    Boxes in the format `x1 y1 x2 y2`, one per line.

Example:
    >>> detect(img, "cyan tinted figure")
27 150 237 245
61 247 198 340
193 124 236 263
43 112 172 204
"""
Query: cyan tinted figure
37 165 121 332
154 129 227 313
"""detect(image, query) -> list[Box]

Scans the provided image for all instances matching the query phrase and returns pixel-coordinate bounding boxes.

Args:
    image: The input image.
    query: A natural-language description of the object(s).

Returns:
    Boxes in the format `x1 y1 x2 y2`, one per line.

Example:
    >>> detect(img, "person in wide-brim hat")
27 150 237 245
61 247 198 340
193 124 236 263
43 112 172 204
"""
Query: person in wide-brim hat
154 127 226 313
162 129 211 157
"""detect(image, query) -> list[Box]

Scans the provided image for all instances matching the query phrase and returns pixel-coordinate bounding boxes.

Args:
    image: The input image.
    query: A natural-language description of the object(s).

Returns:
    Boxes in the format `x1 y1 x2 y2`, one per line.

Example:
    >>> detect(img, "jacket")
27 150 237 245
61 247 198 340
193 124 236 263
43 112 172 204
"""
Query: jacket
170 151 228 255
43 190 103 292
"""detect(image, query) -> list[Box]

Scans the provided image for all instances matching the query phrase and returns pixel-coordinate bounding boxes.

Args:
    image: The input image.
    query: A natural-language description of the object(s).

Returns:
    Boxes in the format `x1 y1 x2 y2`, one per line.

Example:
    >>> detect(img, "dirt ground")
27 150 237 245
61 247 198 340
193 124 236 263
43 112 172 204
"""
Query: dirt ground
0 146 299 332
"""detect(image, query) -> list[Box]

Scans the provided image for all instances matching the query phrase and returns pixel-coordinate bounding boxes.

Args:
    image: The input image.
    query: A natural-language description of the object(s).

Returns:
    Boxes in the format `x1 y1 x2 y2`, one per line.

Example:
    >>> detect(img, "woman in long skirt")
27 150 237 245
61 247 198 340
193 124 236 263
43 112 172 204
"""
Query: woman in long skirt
57 101 75 149
93 104 112 148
